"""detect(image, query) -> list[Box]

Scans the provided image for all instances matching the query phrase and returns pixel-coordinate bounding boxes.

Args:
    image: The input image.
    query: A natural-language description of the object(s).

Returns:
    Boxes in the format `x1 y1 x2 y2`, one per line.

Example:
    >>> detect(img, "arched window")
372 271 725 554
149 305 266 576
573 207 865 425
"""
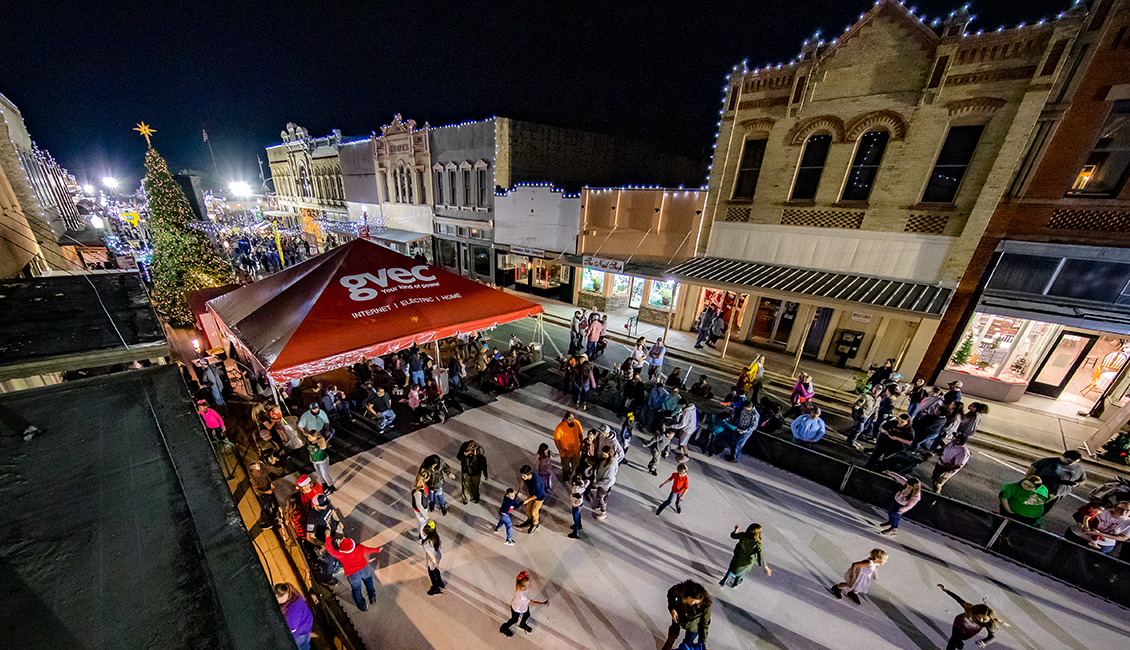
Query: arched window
298 166 310 198
336 175 344 201
790 133 832 201
841 130 889 202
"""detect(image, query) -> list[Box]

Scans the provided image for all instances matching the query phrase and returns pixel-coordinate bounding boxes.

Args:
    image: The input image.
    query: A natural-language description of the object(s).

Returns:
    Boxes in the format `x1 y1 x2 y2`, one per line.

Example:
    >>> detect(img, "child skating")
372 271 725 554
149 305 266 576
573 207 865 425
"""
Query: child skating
720 523 771 587
496 488 521 546
830 548 888 605
499 570 549 636
656 463 689 516
937 584 1008 649
568 474 589 539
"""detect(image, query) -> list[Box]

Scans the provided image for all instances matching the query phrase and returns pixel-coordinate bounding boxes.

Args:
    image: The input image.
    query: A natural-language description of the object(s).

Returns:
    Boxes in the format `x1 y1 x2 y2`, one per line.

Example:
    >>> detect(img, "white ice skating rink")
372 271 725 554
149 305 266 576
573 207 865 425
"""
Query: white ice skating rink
318 383 1130 649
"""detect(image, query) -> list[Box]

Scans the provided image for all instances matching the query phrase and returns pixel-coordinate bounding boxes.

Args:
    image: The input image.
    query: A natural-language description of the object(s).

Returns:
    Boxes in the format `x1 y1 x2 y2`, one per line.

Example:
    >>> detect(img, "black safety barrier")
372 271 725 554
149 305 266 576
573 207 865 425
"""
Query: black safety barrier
743 431 1130 609
989 520 1130 608
748 433 851 492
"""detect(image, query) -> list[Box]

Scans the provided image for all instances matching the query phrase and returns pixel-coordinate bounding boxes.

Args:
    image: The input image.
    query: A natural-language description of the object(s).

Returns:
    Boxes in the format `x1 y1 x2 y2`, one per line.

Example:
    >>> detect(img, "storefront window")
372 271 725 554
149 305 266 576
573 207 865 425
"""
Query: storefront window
437 239 457 269
472 246 491 277
947 313 1055 384
532 260 567 290
648 279 678 308
581 268 604 293
611 274 630 297
496 254 529 284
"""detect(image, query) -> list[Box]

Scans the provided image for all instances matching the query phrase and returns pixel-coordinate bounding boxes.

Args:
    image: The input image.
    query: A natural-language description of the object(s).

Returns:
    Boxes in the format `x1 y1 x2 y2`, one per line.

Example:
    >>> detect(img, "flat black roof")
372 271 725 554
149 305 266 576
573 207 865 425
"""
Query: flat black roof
0 365 294 649
0 271 168 379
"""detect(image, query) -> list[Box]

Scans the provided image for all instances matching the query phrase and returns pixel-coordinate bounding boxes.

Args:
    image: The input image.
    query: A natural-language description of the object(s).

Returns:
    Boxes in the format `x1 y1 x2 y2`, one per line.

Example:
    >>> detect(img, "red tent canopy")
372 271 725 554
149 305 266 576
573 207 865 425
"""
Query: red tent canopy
206 238 543 382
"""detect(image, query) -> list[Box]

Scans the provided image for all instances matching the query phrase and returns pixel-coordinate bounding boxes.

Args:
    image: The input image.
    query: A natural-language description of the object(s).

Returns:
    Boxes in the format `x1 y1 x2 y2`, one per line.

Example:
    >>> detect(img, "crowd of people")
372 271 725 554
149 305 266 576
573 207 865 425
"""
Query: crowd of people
192 311 1128 649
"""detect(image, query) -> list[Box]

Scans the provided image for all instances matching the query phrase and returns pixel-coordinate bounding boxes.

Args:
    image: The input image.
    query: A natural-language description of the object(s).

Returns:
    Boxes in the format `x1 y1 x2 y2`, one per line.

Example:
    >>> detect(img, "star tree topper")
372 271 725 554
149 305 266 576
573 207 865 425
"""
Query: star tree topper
134 122 156 147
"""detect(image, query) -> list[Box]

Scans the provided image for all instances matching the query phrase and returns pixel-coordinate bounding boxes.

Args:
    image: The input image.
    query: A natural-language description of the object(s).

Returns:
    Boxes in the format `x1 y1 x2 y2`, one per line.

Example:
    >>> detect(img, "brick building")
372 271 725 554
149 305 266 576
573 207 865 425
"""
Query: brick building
265 123 349 240
668 0 1088 377
923 0 1130 416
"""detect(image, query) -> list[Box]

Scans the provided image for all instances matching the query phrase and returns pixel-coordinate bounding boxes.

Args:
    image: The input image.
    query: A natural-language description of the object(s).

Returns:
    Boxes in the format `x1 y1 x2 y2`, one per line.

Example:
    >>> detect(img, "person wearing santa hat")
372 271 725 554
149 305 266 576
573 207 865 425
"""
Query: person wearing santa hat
324 531 381 610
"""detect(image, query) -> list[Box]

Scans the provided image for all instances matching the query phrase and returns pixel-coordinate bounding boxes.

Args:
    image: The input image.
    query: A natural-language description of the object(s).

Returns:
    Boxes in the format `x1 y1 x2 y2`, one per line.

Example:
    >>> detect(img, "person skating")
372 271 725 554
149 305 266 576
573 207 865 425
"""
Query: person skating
936 584 1007 649
422 454 457 516
645 423 676 476
830 548 888 605
656 463 689 516
324 530 381 610
421 520 445 595
495 488 521 546
554 412 584 483
720 524 771 587
499 570 549 636
456 440 489 504
410 471 432 540
534 443 555 492
517 465 546 534
567 474 589 539
274 583 314 650
880 473 921 536
592 436 626 520
661 580 711 650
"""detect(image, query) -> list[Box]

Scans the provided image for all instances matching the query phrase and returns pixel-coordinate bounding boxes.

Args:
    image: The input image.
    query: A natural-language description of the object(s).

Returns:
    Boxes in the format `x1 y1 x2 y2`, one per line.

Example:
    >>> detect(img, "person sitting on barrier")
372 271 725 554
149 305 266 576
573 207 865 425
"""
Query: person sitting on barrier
689 374 714 400
1065 500 1130 554
998 476 1050 527
932 434 971 493
936 584 1007 649
698 412 733 458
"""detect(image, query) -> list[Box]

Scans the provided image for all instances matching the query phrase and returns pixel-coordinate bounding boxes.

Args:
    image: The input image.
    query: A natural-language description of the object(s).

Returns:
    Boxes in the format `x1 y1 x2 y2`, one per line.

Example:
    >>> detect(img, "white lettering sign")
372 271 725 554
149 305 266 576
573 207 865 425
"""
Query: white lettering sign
851 312 873 324
340 265 437 301
583 255 624 273
510 246 544 258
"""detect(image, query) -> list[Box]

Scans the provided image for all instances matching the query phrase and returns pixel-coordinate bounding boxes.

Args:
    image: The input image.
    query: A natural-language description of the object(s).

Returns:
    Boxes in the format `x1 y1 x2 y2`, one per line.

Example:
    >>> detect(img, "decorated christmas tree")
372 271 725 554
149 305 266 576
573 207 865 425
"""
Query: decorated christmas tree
951 333 975 366
143 145 232 326
1098 428 1130 465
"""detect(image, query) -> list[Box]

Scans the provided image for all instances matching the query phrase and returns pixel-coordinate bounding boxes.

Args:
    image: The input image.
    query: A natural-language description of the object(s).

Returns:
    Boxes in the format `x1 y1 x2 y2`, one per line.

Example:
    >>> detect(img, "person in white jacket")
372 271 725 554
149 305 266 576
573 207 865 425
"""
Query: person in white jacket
591 435 625 521
670 398 698 461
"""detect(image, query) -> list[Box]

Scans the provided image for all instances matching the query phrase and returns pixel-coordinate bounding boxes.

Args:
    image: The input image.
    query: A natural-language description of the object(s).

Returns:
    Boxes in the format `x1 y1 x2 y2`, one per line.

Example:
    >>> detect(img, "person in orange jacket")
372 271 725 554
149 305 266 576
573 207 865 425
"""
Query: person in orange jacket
554 412 583 483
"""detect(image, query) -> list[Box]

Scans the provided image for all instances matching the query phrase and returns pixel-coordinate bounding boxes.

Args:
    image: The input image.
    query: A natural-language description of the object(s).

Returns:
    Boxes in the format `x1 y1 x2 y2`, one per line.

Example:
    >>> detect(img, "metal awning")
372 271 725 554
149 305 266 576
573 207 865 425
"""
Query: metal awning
372 228 430 244
666 257 953 317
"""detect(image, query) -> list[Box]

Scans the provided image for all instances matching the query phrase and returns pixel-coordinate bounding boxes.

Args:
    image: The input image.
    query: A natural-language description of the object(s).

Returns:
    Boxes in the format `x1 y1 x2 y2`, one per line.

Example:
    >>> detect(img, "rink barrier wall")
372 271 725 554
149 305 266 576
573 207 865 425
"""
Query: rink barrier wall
741 431 1130 609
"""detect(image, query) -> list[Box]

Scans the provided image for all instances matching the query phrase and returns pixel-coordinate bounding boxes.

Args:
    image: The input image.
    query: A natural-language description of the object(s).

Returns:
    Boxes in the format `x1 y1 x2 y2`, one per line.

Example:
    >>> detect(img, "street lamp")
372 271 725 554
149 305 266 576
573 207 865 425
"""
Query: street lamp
102 177 118 189
230 181 252 197
90 216 105 229
82 184 95 194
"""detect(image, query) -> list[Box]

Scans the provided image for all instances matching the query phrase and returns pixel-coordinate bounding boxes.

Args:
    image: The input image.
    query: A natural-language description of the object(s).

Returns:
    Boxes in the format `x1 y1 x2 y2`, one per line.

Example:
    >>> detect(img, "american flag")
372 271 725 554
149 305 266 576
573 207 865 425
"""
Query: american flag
202 129 208 142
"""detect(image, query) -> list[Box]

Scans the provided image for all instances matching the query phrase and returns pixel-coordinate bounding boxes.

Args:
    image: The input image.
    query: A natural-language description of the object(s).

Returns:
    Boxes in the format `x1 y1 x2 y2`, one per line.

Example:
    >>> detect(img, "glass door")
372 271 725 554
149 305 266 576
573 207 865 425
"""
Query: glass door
772 301 799 345
629 277 645 309
749 298 781 340
1027 331 1100 398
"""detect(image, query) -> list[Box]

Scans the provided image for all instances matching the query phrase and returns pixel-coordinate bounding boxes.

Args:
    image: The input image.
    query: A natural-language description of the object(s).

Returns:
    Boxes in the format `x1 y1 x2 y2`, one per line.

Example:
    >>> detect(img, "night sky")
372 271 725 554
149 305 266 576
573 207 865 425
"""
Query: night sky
1 0 1070 191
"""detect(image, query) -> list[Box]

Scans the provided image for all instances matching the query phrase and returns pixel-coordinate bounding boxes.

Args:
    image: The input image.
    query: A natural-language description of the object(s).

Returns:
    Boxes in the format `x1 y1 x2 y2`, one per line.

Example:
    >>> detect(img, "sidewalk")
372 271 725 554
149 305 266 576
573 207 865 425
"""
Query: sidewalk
516 291 1124 471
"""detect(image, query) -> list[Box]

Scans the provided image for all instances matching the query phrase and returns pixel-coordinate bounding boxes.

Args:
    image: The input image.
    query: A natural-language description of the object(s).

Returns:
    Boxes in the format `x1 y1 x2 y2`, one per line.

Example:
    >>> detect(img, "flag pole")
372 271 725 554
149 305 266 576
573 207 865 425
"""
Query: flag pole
203 123 219 179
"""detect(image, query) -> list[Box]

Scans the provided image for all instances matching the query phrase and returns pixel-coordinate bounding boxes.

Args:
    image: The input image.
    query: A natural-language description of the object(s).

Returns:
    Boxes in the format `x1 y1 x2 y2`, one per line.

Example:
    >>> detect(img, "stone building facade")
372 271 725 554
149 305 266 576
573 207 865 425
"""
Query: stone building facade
671 0 1087 375
922 0 1130 414
1 92 83 275
266 124 348 241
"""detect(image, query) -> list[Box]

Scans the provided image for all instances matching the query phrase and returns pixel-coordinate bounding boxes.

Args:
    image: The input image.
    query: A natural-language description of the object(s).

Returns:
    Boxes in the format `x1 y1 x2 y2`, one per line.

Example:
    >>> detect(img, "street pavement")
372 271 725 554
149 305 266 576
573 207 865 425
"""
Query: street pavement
318 382 1129 649
485 315 1111 544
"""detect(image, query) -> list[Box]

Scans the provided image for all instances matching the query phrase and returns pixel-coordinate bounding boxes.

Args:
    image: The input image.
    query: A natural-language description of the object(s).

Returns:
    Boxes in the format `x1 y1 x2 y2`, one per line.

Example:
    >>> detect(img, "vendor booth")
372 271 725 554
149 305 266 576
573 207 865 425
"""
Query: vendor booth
206 238 543 382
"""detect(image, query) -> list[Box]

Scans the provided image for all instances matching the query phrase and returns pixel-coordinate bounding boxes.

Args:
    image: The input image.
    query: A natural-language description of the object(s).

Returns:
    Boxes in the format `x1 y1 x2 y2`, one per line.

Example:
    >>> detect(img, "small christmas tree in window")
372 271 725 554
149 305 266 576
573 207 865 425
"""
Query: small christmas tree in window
951 333 975 366
1098 428 1130 465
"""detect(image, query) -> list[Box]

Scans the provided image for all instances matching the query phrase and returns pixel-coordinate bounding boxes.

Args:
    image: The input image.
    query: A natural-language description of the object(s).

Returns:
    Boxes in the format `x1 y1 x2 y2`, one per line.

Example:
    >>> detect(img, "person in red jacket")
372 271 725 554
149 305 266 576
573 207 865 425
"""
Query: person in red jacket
324 532 382 610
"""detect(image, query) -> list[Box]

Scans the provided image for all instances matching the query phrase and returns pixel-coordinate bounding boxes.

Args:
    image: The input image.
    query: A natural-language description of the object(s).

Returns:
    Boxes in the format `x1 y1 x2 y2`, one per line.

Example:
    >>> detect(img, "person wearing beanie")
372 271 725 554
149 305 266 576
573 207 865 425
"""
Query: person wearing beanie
323 531 381 610
296 474 324 507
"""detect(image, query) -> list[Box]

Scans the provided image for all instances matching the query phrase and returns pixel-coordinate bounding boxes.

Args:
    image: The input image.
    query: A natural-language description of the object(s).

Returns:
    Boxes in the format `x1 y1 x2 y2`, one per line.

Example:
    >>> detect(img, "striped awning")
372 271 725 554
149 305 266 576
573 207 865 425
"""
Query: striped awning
665 257 953 317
